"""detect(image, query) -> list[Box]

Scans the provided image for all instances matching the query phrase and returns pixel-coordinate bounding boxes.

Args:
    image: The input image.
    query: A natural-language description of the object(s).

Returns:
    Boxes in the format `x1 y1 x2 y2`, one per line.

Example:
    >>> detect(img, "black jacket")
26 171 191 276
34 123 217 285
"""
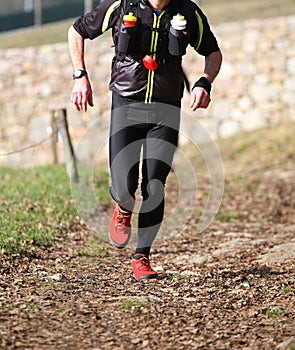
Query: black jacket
74 0 220 103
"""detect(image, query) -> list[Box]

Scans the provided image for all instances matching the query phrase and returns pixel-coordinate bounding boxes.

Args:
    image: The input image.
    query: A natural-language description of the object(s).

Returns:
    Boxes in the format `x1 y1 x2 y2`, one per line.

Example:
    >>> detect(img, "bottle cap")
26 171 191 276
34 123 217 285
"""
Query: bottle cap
171 13 187 30
142 55 158 71
123 13 137 27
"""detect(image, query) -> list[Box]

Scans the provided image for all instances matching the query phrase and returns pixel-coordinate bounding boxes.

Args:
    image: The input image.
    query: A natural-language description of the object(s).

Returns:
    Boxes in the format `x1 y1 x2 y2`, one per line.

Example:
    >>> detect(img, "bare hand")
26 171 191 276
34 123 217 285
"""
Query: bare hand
71 77 94 112
189 87 211 111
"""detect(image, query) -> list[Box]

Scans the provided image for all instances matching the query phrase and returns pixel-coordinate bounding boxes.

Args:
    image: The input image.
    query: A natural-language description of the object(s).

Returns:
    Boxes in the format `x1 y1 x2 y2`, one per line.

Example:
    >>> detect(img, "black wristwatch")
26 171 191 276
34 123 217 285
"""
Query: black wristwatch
73 69 88 79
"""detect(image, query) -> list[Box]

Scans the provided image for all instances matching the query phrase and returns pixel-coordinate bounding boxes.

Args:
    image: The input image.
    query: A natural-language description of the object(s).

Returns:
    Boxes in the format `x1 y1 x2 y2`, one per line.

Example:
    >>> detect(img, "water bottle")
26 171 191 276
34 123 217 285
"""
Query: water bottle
117 13 137 57
168 13 188 56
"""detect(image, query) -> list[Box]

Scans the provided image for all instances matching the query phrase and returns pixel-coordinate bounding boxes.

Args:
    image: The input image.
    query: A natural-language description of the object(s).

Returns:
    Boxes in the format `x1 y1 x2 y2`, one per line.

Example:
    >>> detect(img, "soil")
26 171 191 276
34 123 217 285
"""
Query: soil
1 165 295 349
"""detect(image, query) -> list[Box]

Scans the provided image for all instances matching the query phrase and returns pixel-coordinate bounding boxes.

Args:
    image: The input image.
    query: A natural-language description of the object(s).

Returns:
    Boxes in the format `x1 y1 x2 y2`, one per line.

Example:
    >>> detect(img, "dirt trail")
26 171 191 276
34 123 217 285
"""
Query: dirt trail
1 160 295 350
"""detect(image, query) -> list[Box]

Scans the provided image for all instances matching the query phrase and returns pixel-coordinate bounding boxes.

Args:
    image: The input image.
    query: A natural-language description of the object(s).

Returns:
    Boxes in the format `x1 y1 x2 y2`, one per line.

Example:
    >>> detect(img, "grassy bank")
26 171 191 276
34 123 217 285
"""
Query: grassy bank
0 0 294 49
0 165 109 255
1 122 294 256
202 0 295 24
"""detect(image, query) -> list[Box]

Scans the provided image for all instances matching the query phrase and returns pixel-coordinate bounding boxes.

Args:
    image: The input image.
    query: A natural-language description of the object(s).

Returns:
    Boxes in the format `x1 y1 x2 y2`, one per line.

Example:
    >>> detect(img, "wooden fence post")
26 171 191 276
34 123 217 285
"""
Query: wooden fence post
50 110 58 164
34 0 42 26
54 108 79 183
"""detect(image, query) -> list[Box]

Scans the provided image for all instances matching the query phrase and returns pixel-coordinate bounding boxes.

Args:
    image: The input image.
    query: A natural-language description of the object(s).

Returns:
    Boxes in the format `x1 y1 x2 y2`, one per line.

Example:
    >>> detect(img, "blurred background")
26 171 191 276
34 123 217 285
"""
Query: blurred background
1 0 295 32
0 0 100 32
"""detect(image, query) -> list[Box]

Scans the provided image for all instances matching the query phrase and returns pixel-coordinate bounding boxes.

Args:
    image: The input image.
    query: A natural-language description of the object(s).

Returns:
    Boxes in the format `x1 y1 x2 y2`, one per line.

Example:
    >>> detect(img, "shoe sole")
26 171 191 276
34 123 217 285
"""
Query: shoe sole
109 235 130 249
136 273 158 281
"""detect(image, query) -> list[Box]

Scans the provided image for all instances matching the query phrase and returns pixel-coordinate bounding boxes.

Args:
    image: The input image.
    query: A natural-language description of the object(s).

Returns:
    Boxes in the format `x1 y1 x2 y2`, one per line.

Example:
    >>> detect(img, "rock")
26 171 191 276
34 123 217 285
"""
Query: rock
131 338 142 345
48 273 68 282
257 243 295 263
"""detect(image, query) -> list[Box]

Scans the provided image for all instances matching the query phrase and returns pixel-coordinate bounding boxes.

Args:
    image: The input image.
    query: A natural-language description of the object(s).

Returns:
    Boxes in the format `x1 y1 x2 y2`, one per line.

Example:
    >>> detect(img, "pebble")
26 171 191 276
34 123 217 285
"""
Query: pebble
48 273 68 282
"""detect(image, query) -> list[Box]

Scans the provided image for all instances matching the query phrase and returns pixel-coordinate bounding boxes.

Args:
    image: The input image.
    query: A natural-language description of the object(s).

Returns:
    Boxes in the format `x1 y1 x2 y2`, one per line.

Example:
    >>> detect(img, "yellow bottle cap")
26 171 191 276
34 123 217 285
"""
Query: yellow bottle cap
123 13 137 24
176 14 185 22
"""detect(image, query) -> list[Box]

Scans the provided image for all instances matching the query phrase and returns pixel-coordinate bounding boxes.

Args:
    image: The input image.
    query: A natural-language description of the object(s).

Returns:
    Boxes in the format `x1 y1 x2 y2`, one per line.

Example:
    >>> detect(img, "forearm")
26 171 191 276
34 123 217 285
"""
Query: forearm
68 25 86 70
190 50 222 110
69 25 93 112
202 50 222 83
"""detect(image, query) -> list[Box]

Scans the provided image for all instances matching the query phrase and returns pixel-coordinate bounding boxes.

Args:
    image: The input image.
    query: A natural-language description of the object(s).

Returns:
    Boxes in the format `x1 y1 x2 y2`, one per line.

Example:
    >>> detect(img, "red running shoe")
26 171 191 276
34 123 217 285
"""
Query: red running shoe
109 204 132 248
132 254 158 281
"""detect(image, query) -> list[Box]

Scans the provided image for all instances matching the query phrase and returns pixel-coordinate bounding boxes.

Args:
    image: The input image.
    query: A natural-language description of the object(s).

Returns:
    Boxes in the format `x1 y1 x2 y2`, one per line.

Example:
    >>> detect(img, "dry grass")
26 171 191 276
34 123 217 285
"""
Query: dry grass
201 0 295 24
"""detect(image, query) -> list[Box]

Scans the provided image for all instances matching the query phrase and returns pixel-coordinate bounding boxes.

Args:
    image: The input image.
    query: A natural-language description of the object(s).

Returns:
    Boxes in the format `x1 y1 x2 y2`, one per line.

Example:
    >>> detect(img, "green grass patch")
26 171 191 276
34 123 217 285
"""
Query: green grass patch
92 170 111 210
0 164 110 255
216 209 239 223
70 165 112 232
264 308 289 318
167 272 191 281
278 280 295 294
230 175 263 192
0 165 76 254
75 233 108 259
120 298 149 309
280 287 295 294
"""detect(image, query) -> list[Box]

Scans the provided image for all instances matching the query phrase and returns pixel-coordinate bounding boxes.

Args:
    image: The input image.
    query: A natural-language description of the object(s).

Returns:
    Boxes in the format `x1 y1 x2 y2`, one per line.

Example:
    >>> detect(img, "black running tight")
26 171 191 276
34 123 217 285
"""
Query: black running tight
109 92 180 254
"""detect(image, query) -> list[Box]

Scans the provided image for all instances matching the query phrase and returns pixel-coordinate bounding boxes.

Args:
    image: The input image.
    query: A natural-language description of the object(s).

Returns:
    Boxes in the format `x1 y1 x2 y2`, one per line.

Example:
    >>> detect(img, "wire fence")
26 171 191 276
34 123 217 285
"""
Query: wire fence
0 108 79 182
0 134 53 157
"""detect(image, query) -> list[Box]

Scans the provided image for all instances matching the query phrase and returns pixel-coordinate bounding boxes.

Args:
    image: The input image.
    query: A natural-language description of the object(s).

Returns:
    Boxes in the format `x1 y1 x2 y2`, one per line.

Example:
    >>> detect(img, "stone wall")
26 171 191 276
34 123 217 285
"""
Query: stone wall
0 15 294 167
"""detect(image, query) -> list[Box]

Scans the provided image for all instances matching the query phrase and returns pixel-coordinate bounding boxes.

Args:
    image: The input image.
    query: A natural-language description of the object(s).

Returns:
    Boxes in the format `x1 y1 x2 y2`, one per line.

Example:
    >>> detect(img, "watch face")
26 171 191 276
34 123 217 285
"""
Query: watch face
74 70 82 78
73 69 87 79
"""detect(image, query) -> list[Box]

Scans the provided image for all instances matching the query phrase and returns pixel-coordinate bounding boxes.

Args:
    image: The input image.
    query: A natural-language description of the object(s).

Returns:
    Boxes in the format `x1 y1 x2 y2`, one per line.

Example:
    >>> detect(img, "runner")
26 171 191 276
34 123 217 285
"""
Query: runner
68 0 222 281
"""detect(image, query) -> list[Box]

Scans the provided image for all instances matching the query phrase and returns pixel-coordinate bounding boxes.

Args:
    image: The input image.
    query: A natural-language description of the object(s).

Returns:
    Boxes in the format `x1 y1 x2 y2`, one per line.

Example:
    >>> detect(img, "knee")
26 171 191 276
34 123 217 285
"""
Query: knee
109 185 134 209
142 178 165 198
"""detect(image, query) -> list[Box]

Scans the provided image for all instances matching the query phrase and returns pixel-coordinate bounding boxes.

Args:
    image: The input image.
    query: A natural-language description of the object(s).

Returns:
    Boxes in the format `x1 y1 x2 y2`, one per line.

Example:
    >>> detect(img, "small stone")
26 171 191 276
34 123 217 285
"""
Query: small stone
131 338 142 345
14 342 24 348
49 273 68 282
142 340 149 347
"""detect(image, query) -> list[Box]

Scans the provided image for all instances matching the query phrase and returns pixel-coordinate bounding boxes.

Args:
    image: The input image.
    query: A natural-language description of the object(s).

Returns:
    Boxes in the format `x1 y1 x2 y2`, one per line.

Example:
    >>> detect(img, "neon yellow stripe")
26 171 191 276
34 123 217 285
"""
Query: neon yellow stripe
145 13 158 103
145 71 152 104
145 11 165 103
150 15 157 52
147 71 155 104
102 0 121 33
195 10 203 51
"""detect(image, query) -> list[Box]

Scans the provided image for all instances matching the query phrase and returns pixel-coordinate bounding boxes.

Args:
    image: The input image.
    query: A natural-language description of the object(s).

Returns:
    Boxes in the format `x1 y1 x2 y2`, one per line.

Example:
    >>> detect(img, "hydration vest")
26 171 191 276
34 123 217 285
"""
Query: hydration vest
114 0 189 62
